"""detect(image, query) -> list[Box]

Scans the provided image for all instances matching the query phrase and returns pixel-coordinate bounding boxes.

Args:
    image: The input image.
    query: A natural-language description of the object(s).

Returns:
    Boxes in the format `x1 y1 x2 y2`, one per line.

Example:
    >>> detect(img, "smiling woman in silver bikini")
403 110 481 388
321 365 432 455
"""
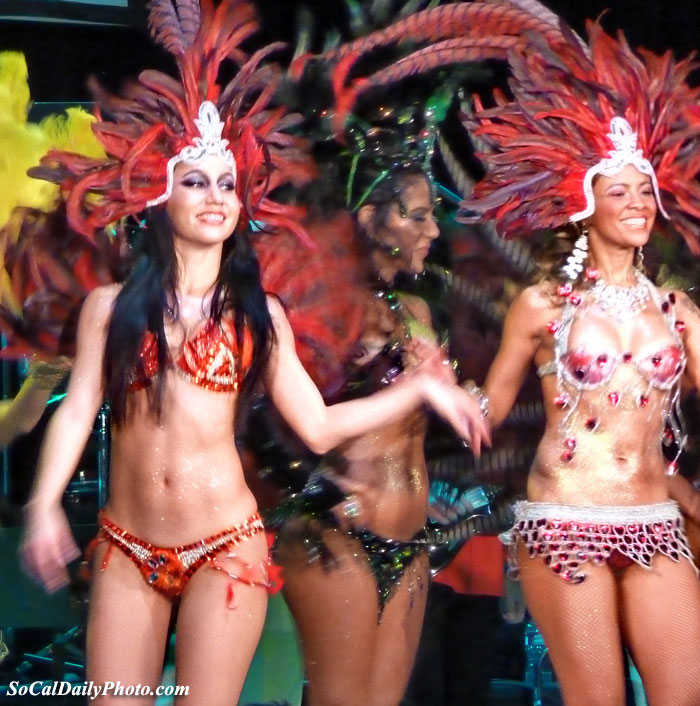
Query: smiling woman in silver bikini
457 11 700 706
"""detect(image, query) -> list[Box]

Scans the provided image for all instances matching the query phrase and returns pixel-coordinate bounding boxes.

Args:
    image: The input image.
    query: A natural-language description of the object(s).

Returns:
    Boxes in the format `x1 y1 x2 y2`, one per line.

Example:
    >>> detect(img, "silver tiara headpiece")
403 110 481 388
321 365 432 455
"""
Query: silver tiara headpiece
147 101 237 207
570 117 669 222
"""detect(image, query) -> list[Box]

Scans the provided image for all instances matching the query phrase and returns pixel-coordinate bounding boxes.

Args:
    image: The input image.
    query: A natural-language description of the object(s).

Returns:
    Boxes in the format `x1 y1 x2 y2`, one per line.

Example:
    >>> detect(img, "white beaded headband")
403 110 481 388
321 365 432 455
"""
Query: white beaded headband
146 101 237 208
569 116 669 222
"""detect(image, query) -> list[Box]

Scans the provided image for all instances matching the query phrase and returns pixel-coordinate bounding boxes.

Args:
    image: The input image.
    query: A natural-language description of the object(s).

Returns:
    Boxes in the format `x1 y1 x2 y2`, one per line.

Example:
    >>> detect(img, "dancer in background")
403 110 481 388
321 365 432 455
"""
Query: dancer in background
18 2 487 703
253 97 486 706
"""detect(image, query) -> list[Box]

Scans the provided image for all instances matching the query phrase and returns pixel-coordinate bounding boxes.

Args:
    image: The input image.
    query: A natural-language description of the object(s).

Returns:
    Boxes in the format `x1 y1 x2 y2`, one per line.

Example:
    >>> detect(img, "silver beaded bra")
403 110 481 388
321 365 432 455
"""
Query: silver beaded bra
537 273 687 474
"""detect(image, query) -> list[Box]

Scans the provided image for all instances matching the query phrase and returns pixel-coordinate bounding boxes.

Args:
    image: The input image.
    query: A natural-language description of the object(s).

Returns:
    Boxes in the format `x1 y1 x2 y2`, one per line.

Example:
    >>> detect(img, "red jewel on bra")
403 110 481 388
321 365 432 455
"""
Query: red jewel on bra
584 267 599 281
608 392 619 405
547 320 561 334
623 353 632 362
585 417 598 430
561 350 615 385
675 320 686 332
554 394 570 408
639 395 649 407
557 283 573 297
570 294 581 306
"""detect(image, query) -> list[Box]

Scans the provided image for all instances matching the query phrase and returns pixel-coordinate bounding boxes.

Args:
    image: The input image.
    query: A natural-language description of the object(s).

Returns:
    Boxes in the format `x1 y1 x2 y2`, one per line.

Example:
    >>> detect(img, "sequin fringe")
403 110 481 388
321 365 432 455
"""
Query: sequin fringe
501 500 697 583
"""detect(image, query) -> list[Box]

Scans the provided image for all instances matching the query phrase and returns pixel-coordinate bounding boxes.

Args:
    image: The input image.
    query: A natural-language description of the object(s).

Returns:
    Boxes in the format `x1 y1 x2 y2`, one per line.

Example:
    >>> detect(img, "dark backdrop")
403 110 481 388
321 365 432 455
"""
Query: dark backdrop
1 0 699 103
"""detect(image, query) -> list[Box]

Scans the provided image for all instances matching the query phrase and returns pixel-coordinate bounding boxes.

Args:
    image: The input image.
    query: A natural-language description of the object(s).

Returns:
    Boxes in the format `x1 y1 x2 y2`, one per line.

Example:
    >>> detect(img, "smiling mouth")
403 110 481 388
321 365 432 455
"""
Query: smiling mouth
621 217 647 229
197 213 226 224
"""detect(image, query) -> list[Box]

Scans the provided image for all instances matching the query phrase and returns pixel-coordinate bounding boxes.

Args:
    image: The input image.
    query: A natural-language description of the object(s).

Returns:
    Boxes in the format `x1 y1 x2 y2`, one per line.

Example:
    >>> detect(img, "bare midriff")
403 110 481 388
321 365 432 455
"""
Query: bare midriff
106 371 257 547
335 408 429 539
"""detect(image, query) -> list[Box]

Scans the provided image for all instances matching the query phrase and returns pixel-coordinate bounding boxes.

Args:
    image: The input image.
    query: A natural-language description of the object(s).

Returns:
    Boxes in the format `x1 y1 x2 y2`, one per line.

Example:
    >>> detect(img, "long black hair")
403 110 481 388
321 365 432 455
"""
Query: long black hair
104 207 273 424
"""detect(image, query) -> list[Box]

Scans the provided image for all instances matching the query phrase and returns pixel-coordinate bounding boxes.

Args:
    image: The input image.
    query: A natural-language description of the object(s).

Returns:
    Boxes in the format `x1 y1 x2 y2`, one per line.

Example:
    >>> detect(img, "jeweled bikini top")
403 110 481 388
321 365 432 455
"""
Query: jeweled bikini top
538 271 687 473
129 319 252 393
543 345 683 392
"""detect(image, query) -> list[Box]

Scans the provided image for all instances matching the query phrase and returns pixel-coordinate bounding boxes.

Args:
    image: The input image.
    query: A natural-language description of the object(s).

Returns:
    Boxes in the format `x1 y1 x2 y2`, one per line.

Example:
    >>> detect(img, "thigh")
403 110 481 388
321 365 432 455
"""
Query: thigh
174 531 269 706
619 555 700 706
370 551 429 706
277 529 380 706
517 544 626 706
87 543 173 705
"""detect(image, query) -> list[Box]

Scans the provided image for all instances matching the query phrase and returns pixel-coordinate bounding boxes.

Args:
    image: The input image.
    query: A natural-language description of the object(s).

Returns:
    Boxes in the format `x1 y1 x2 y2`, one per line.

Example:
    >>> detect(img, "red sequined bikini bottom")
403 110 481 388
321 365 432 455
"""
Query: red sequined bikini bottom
502 500 697 584
87 511 280 600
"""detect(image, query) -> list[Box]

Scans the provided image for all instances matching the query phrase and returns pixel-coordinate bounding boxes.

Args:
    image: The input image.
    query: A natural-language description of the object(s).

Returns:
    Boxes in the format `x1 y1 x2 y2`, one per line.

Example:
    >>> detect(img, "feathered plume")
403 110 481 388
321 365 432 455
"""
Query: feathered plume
297 0 700 251
31 0 316 244
459 19 700 251
255 211 369 397
290 0 575 132
0 207 128 359
0 52 104 229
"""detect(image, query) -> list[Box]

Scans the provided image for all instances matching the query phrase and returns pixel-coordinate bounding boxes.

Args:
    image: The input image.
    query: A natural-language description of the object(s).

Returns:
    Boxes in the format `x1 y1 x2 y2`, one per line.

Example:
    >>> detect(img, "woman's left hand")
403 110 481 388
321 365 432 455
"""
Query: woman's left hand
404 337 456 386
421 378 491 455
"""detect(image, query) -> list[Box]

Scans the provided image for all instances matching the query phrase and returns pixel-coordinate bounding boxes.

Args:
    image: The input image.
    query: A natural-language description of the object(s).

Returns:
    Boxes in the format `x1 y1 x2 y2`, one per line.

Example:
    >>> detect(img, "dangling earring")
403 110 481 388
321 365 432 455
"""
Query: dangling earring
562 225 589 281
635 246 645 272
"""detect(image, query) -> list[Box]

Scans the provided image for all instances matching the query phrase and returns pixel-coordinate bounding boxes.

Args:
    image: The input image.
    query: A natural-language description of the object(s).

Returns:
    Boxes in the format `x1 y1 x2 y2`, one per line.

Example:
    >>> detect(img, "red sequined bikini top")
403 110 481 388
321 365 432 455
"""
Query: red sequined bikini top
129 319 253 393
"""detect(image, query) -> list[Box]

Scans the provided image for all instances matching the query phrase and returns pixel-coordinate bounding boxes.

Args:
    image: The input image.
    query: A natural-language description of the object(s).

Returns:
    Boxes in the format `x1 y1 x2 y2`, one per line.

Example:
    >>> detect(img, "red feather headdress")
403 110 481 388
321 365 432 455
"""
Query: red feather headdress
30 0 316 244
300 0 700 253
460 18 700 253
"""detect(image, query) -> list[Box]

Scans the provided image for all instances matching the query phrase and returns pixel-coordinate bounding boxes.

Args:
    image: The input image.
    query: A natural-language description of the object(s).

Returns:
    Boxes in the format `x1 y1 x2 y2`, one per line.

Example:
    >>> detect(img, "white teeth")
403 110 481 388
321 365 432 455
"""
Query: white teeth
198 213 225 224
622 218 646 227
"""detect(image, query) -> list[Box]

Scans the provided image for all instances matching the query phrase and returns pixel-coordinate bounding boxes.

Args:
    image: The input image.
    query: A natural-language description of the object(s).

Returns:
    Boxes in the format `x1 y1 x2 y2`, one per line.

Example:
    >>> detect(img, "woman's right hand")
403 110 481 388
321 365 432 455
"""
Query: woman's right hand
20 502 80 593
420 377 491 455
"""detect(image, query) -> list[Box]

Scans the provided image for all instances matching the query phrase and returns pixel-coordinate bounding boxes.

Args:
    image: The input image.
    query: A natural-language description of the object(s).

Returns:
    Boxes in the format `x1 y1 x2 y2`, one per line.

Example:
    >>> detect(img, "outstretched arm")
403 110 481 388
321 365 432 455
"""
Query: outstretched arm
483 285 550 429
264 297 490 455
21 286 116 592
0 360 70 447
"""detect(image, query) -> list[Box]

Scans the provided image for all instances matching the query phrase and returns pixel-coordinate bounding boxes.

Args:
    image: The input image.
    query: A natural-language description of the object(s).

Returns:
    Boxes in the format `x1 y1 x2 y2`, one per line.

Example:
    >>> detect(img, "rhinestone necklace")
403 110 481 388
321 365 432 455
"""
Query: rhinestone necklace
588 270 650 323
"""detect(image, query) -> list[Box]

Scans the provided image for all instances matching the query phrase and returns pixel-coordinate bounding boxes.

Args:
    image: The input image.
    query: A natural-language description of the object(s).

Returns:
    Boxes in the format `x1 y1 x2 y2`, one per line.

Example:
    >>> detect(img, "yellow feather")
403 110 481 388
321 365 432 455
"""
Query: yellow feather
0 51 30 124
0 51 104 228
41 107 104 158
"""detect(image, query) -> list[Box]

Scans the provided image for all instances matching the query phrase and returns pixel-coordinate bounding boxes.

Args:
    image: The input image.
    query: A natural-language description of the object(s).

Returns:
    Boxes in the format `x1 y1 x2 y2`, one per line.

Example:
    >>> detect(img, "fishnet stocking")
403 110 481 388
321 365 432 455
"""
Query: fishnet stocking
88 534 269 705
87 544 173 704
518 544 700 706
619 555 700 706
517 544 626 706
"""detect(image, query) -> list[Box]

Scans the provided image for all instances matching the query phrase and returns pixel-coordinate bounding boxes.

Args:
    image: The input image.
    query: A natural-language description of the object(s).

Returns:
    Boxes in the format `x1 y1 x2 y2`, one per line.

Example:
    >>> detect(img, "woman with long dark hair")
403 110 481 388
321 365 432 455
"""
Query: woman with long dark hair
253 118 474 706
18 3 487 704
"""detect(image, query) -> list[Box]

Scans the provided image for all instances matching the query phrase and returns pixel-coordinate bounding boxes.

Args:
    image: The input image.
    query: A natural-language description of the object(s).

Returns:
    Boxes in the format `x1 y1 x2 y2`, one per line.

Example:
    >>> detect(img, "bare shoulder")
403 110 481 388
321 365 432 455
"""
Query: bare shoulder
399 293 432 327
265 293 293 340
510 281 559 318
81 284 122 325
265 292 287 322
670 289 700 322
